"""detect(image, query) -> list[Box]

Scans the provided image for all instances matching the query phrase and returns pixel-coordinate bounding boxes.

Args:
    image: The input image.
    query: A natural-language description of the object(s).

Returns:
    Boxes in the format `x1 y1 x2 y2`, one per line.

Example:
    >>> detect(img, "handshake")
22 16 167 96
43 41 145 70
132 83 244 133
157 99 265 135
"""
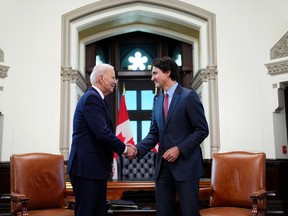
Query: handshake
124 144 138 159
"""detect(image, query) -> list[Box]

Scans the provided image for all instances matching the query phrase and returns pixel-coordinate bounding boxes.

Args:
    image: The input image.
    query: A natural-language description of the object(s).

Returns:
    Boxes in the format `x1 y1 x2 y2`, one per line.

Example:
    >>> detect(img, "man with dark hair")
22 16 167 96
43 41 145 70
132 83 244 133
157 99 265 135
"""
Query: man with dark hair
136 56 209 216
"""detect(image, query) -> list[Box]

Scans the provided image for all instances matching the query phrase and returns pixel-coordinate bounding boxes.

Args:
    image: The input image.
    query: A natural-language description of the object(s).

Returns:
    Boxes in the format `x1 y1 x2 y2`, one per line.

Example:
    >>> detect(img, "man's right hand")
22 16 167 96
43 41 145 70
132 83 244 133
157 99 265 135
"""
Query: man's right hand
124 144 137 159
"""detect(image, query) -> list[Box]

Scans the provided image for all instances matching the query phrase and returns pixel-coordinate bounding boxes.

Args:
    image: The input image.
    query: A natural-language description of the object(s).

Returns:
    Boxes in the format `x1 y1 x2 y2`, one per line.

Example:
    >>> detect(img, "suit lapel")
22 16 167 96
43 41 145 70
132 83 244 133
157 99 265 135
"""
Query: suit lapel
90 87 114 130
164 85 181 128
102 99 113 129
154 95 165 130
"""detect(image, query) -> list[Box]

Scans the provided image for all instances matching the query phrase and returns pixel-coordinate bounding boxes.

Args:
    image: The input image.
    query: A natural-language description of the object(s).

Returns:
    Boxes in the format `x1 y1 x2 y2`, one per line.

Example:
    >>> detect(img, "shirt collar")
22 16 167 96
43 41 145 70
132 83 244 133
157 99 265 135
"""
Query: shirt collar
165 82 178 96
92 85 105 99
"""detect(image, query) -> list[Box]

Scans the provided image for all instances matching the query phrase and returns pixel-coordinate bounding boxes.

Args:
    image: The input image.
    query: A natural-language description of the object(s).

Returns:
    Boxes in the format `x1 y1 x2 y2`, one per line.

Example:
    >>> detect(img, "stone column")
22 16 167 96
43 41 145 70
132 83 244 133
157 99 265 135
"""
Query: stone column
206 65 220 155
0 49 9 161
60 67 78 160
192 65 220 157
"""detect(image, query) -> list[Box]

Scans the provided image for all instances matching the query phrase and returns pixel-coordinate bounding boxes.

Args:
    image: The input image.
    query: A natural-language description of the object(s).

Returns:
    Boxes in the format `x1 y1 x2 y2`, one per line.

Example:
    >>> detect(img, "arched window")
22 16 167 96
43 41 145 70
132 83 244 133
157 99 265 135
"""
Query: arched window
121 49 153 71
119 39 157 71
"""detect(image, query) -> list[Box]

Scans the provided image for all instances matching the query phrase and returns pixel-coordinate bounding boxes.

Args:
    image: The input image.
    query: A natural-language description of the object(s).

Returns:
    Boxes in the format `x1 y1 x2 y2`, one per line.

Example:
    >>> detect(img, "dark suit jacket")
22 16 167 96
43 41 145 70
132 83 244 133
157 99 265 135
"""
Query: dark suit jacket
67 87 125 180
137 84 209 181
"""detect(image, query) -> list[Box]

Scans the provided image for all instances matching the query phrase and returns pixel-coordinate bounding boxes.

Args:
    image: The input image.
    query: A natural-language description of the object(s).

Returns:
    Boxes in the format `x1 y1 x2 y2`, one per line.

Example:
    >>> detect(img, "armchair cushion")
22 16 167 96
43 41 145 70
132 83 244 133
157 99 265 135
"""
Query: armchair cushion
20 208 74 216
201 207 253 216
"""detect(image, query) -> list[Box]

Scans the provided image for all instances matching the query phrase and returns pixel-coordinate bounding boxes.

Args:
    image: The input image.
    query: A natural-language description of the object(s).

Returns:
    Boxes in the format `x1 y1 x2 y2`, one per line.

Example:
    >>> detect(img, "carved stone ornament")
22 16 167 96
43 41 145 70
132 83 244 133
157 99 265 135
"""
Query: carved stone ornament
76 70 88 92
191 66 218 90
270 31 288 60
61 66 87 92
192 69 208 90
61 67 79 82
0 64 9 78
0 48 9 78
61 66 73 81
265 57 288 75
0 49 4 62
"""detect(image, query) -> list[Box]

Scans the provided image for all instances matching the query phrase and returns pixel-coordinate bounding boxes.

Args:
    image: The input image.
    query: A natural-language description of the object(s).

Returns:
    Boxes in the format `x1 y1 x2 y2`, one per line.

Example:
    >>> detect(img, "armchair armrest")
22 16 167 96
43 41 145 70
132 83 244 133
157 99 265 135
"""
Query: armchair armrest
199 187 213 201
251 189 267 200
10 192 30 216
250 189 267 216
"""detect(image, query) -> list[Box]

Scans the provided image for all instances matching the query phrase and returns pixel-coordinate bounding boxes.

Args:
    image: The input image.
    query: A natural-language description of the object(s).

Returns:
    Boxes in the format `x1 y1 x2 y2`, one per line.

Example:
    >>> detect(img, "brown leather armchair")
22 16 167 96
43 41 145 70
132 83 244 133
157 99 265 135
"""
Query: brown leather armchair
199 151 267 216
10 153 74 216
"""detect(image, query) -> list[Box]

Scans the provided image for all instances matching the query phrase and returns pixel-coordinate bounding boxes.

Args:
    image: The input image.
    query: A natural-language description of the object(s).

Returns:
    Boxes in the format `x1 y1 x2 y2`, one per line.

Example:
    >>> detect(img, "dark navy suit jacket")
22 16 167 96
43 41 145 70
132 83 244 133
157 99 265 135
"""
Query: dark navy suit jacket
67 87 125 180
137 85 209 181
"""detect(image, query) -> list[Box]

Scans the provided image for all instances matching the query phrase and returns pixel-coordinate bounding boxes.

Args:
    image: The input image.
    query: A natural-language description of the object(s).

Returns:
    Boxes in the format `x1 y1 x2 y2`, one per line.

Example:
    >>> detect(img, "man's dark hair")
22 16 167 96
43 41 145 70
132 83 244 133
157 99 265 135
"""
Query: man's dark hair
152 56 179 81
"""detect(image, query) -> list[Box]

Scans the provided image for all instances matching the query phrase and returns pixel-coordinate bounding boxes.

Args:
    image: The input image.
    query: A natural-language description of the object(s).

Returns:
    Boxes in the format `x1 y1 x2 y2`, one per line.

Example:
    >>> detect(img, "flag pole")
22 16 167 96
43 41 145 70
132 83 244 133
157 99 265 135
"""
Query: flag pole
123 83 126 95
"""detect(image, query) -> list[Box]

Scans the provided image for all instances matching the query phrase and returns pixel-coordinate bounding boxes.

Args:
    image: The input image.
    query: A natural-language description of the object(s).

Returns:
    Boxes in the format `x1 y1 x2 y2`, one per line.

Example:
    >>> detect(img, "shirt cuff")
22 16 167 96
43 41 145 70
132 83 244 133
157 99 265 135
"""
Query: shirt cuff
123 145 127 154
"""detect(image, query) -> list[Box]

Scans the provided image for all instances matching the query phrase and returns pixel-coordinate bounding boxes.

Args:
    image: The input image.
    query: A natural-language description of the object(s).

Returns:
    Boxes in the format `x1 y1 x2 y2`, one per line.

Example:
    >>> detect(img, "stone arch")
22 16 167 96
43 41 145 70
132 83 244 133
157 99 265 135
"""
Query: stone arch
60 0 219 160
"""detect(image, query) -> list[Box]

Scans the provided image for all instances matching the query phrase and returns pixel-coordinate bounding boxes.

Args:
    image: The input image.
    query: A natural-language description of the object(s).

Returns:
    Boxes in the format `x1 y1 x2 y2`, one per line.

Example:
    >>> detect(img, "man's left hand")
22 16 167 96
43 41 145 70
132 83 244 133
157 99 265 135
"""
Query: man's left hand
162 146 180 163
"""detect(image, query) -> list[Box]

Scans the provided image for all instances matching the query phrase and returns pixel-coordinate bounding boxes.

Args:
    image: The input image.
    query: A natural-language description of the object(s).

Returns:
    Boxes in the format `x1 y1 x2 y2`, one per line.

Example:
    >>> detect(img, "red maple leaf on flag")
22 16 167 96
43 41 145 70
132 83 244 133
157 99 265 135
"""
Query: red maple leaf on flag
115 94 135 158
117 132 126 143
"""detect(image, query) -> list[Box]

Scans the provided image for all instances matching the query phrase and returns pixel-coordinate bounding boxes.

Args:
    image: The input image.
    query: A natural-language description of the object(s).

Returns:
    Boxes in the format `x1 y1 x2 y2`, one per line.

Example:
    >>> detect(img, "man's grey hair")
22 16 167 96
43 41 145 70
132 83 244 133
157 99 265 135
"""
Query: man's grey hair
90 63 114 85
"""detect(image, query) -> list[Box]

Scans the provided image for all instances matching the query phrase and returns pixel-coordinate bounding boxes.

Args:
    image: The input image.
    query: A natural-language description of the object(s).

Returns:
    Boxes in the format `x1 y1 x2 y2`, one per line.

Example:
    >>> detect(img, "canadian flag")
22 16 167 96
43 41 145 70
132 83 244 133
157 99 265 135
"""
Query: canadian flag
113 94 135 179
116 95 135 147
152 144 158 153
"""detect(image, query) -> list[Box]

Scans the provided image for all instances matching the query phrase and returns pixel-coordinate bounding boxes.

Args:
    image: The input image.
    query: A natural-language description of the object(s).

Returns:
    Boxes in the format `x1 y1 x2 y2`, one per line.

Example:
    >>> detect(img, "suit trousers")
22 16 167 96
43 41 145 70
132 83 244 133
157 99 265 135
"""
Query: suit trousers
155 160 200 216
70 175 107 216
